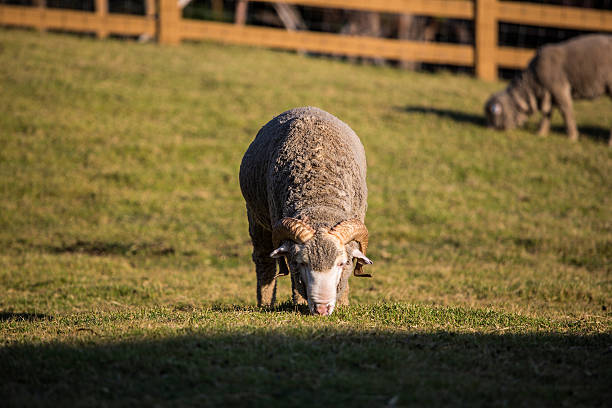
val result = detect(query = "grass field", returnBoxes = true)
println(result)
[1,28,610,407]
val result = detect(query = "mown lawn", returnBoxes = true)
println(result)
[0,28,610,407]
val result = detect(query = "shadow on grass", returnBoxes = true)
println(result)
[398,106,487,127]
[7,238,182,257]
[398,106,610,144]
[209,300,310,315]
[43,240,176,257]
[1,329,610,406]
[550,125,610,144]
[0,312,53,322]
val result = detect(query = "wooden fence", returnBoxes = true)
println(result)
[1,0,611,80]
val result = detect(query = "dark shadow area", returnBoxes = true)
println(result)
[398,106,610,145]
[551,124,610,144]
[208,301,311,315]
[398,106,487,127]
[0,311,53,322]
[1,329,610,406]
[44,240,176,257]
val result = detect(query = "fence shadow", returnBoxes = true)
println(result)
[398,105,487,127]
[1,328,610,406]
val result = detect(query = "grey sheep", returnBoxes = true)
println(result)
[485,34,612,145]
[239,107,373,316]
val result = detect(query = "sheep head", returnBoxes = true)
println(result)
[485,91,529,131]
[270,217,373,316]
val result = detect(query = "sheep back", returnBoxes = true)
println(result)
[239,107,368,232]
[530,34,612,100]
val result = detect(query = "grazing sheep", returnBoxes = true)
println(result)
[485,34,612,145]
[239,107,373,316]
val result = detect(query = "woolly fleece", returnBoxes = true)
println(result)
[239,106,369,307]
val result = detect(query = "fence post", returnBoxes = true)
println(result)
[158,0,181,44]
[211,0,223,20]
[475,0,497,81]
[95,0,108,39]
[31,0,46,32]
[146,0,156,19]
[235,0,248,25]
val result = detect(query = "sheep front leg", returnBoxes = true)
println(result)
[537,91,552,136]
[553,86,578,141]
[255,253,277,307]
[559,104,578,142]
[291,273,308,306]
[335,267,352,306]
[247,214,277,307]
[608,89,612,147]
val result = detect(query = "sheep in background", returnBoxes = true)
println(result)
[485,34,612,145]
[239,107,373,316]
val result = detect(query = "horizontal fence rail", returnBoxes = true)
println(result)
[1,0,611,80]
[251,0,475,19]
[497,2,612,31]
[180,20,474,65]
[0,3,156,38]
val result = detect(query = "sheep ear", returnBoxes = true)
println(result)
[351,248,373,278]
[270,243,291,258]
[352,248,373,265]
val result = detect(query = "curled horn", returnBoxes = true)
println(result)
[272,217,315,247]
[328,219,371,277]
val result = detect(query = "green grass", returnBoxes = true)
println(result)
[1,28,610,407]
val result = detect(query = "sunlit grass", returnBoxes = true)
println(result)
[0,28,610,406]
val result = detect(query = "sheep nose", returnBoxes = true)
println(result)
[315,304,331,316]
